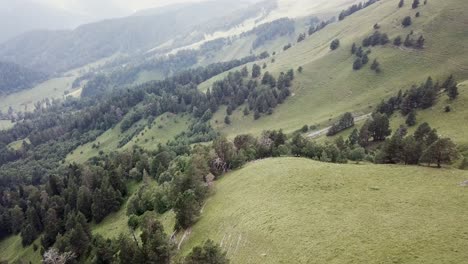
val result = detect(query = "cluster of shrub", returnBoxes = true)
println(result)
[350,43,372,71]
[393,32,425,49]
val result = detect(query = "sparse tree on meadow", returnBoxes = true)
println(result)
[406,110,417,126]
[420,138,458,168]
[398,0,405,8]
[330,39,340,50]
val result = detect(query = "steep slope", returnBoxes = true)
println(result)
[181,157,468,263]
[206,0,468,140]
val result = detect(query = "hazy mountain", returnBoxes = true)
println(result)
[0,61,47,95]
[0,0,89,44]
[0,0,270,74]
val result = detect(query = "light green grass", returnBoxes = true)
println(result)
[134,70,165,85]
[0,120,13,130]
[0,236,42,263]
[0,75,78,113]
[67,113,188,163]
[0,54,117,113]
[182,157,468,263]
[122,113,190,152]
[204,0,468,138]
[7,138,29,151]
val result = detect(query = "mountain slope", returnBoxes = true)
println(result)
[0,1,263,74]
[0,0,87,44]
[205,0,468,140]
[181,157,468,263]
[0,61,47,95]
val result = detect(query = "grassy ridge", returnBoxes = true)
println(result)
[182,157,468,263]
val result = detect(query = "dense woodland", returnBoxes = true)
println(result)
[0,61,47,95]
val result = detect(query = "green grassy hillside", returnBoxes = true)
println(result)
[0,236,41,263]
[182,157,468,263]
[67,113,189,163]
[205,0,468,139]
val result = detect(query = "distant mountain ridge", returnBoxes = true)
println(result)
[0,0,271,74]
[0,0,89,44]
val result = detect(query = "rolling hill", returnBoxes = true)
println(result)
[181,157,468,263]
[1,0,468,263]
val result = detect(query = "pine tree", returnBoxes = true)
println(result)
[447,84,459,100]
[353,58,363,70]
[406,110,417,126]
[351,43,357,54]
[252,64,261,78]
[420,138,458,168]
[254,110,261,120]
[393,36,402,46]
[368,113,391,141]
[184,240,229,264]
[402,16,412,27]
[362,54,369,65]
[140,219,172,264]
[370,59,381,73]
[416,35,425,49]
[398,0,405,8]
[348,128,359,146]
[224,115,231,125]
[330,39,340,50]
[412,0,420,9]
[404,34,414,47]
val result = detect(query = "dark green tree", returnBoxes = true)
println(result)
[393,36,402,46]
[184,239,229,264]
[140,219,172,264]
[368,113,391,141]
[353,58,363,70]
[402,16,412,27]
[398,0,404,8]
[330,39,340,50]
[351,43,357,54]
[252,64,261,78]
[224,116,231,125]
[420,138,458,168]
[406,110,417,126]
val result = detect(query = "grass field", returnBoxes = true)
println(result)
[181,157,468,263]
[67,113,189,163]
[0,54,117,113]
[202,0,468,138]
[0,120,13,130]
[0,236,42,263]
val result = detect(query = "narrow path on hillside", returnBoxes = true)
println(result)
[307,113,371,139]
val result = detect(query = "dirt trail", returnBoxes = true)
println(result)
[307,113,371,139]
